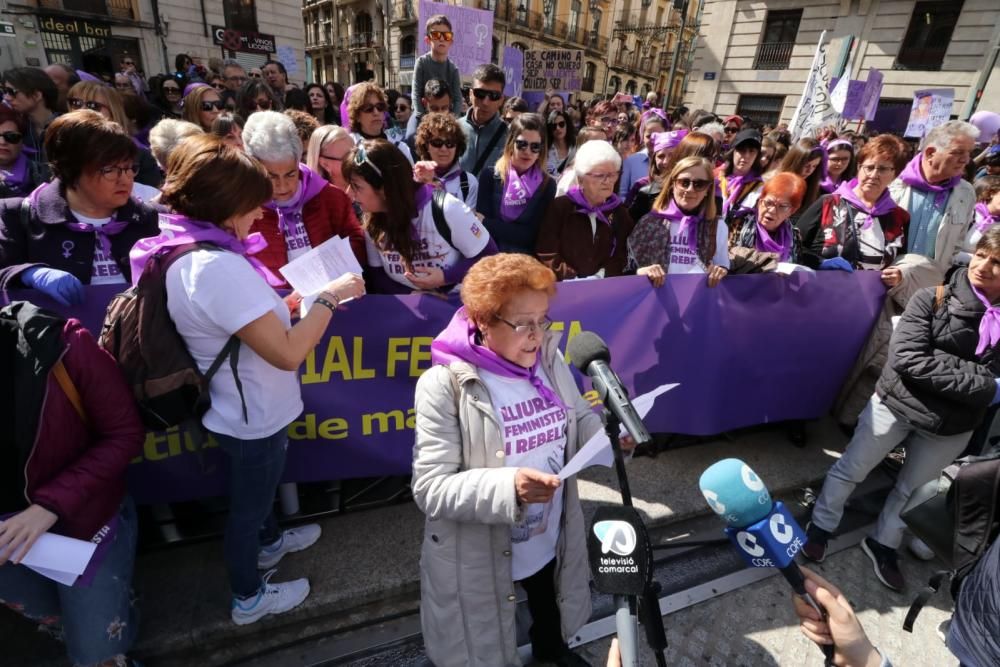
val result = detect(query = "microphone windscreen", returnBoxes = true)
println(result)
[567,331,611,373]
[698,458,773,528]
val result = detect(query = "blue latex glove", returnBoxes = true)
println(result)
[992,379,1000,405]
[819,257,855,273]
[21,267,85,306]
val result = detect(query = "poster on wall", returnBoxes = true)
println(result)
[522,49,583,92]
[904,88,954,138]
[502,46,523,98]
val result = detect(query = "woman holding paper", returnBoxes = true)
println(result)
[0,301,144,666]
[413,253,630,667]
[242,111,365,285]
[131,135,366,626]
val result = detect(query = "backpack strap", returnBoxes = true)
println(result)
[459,171,470,202]
[904,569,950,632]
[471,122,506,177]
[52,360,89,428]
[19,197,31,228]
[198,335,247,424]
[431,188,456,250]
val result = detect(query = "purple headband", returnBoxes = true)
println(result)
[652,129,688,154]
[183,82,210,97]
[642,108,668,124]
[826,139,854,153]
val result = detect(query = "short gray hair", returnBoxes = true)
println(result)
[148,118,203,170]
[922,120,980,152]
[243,111,302,164]
[573,140,621,177]
[699,121,725,140]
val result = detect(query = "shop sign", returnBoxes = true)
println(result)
[212,26,276,54]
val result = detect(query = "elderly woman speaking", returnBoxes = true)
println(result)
[536,140,636,280]
[413,253,606,667]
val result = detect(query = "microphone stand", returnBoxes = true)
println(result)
[604,411,668,667]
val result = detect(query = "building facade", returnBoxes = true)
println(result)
[685,0,1000,130]
[303,0,385,87]
[1,0,306,83]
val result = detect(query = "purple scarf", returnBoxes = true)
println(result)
[129,213,283,287]
[975,202,998,233]
[755,216,793,260]
[1,152,29,193]
[971,283,1000,356]
[820,140,853,193]
[29,182,130,257]
[265,164,328,235]
[413,183,433,213]
[648,199,701,253]
[722,172,761,217]
[834,179,898,230]
[430,307,567,409]
[566,185,622,256]
[500,164,543,223]
[898,154,961,208]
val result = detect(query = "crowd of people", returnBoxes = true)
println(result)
[2,11,1000,667]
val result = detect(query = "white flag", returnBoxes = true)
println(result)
[830,36,856,115]
[789,31,840,139]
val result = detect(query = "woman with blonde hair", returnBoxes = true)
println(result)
[776,137,826,215]
[181,83,226,131]
[306,124,354,191]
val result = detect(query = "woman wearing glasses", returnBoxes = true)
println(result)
[536,140,635,280]
[477,113,556,254]
[0,111,159,303]
[156,76,184,118]
[236,80,282,117]
[182,83,225,131]
[414,253,621,667]
[306,125,354,192]
[546,110,577,178]
[2,67,59,165]
[727,172,806,267]
[347,81,414,163]
[304,83,338,125]
[344,139,496,294]
[627,156,730,288]
[414,112,478,207]
[0,106,46,198]
[241,112,365,284]
[820,139,858,194]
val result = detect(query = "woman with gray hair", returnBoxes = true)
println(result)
[148,118,203,172]
[242,111,365,284]
[535,140,635,279]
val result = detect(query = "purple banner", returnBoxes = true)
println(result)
[4,272,886,504]
[418,0,493,76]
[503,46,523,99]
[860,68,883,121]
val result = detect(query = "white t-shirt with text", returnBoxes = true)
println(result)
[71,209,127,286]
[666,218,730,274]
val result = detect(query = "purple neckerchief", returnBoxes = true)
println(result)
[436,163,463,183]
[265,164,328,235]
[722,171,761,217]
[500,164,544,223]
[975,202,998,233]
[648,199,701,253]
[652,130,688,154]
[1,151,29,191]
[565,185,622,257]
[430,306,567,409]
[129,213,283,287]
[28,182,130,256]
[970,283,1000,356]
[132,135,150,151]
[413,183,433,212]
[834,179,897,230]
[755,216,793,260]
[898,154,961,208]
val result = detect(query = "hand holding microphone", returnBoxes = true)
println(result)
[794,567,882,667]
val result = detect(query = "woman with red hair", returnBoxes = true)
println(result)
[728,172,807,265]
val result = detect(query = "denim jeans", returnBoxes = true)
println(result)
[0,497,139,666]
[211,426,289,599]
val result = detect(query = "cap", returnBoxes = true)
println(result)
[724,115,744,128]
[730,129,761,150]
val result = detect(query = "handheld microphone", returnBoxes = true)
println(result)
[699,458,835,665]
[567,332,652,447]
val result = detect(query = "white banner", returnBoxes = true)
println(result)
[789,31,840,139]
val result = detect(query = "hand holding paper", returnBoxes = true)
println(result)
[0,504,58,566]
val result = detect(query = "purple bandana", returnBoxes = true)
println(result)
[648,199,702,253]
[430,306,567,409]
[834,179,898,231]
[970,283,1000,356]
[975,202,998,233]
[129,213,283,287]
[29,183,130,256]
[755,216,793,260]
[500,164,543,223]
[722,172,761,217]
[0,152,29,193]
[898,154,961,208]
[652,130,688,154]
[265,164,328,235]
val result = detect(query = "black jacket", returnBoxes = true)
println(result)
[476,168,555,254]
[877,268,1000,435]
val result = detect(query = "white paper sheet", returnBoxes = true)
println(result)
[19,532,97,586]
[559,383,679,480]
[278,235,364,298]
[776,262,813,275]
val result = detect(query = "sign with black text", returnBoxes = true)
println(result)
[212,26,276,54]
[523,49,583,92]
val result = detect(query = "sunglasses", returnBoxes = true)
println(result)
[549,120,567,129]
[0,131,23,144]
[199,100,225,111]
[675,177,712,192]
[354,144,383,177]
[395,105,410,112]
[360,102,388,114]
[472,88,503,102]
[254,99,272,110]
[428,138,457,149]
[514,139,542,153]
[163,86,181,95]
[427,30,454,42]
[122,61,134,66]
[724,126,739,133]
[68,97,109,112]
[211,83,227,91]
[2,87,20,98]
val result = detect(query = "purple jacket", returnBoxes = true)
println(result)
[0,179,160,289]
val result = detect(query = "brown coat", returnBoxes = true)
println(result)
[535,195,636,280]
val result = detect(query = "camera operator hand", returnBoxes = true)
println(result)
[793,567,882,667]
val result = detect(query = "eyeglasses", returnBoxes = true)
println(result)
[724,126,739,134]
[360,102,388,114]
[2,87,21,98]
[163,86,181,95]
[514,139,542,153]
[585,171,618,182]
[550,120,567,129]
[200,100,226,111]
[427,30,454,42]
[97,164,138,181]
[759,198,793,213]
[428,138,457,149]
[472,88,503,102]
[674,177,712,191]
[859,163,894,176]
[0,131,23,144]
[254,98,272,110]
[495,315,553,336]
[354,144,383,177]
[599,116,619,126]
[68,97,109,113]
[395,105,410,112]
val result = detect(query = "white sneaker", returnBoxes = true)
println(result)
[231,570,310,626]
[257,524,322,569]
[909,537,936,561]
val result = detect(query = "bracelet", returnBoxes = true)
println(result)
[314,292,340,313]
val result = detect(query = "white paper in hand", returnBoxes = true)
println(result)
[279,235,363,297]
[559,383,679,480]
[19,532,97,586]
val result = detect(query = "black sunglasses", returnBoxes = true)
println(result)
[675,177,712,192]
[428,138,456,149]
[472,88,503,102]
[122,60,134,66]
[514,139,542,153]
[360,102,388,113]
[163,86,181,95]
[200,100,226,111]
[0,131,23,144]
[2,87,19,98]
[549,120,567,129]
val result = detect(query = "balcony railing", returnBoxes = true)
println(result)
[753,41,794,70]
[39,0,136,20]
[399,54,415,70]
[342,32,381,50]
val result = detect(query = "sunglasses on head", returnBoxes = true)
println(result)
[360,102,388,114]
[201,100,226,111]
[472,88,503,102]
[427,30,454,42]
[68,97,109,112]
[0,131,23,144]
[354,144,383,177]
[675,177,712,192]
[428,138,456,149]
[514,139,542,153]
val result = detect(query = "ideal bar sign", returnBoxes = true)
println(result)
[212,26,275,54]
[39,17,111,37]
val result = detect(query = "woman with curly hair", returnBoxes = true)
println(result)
[346,81,413,162]
[414,111,477,207]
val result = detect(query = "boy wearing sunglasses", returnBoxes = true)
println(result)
[411,14,463,129]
